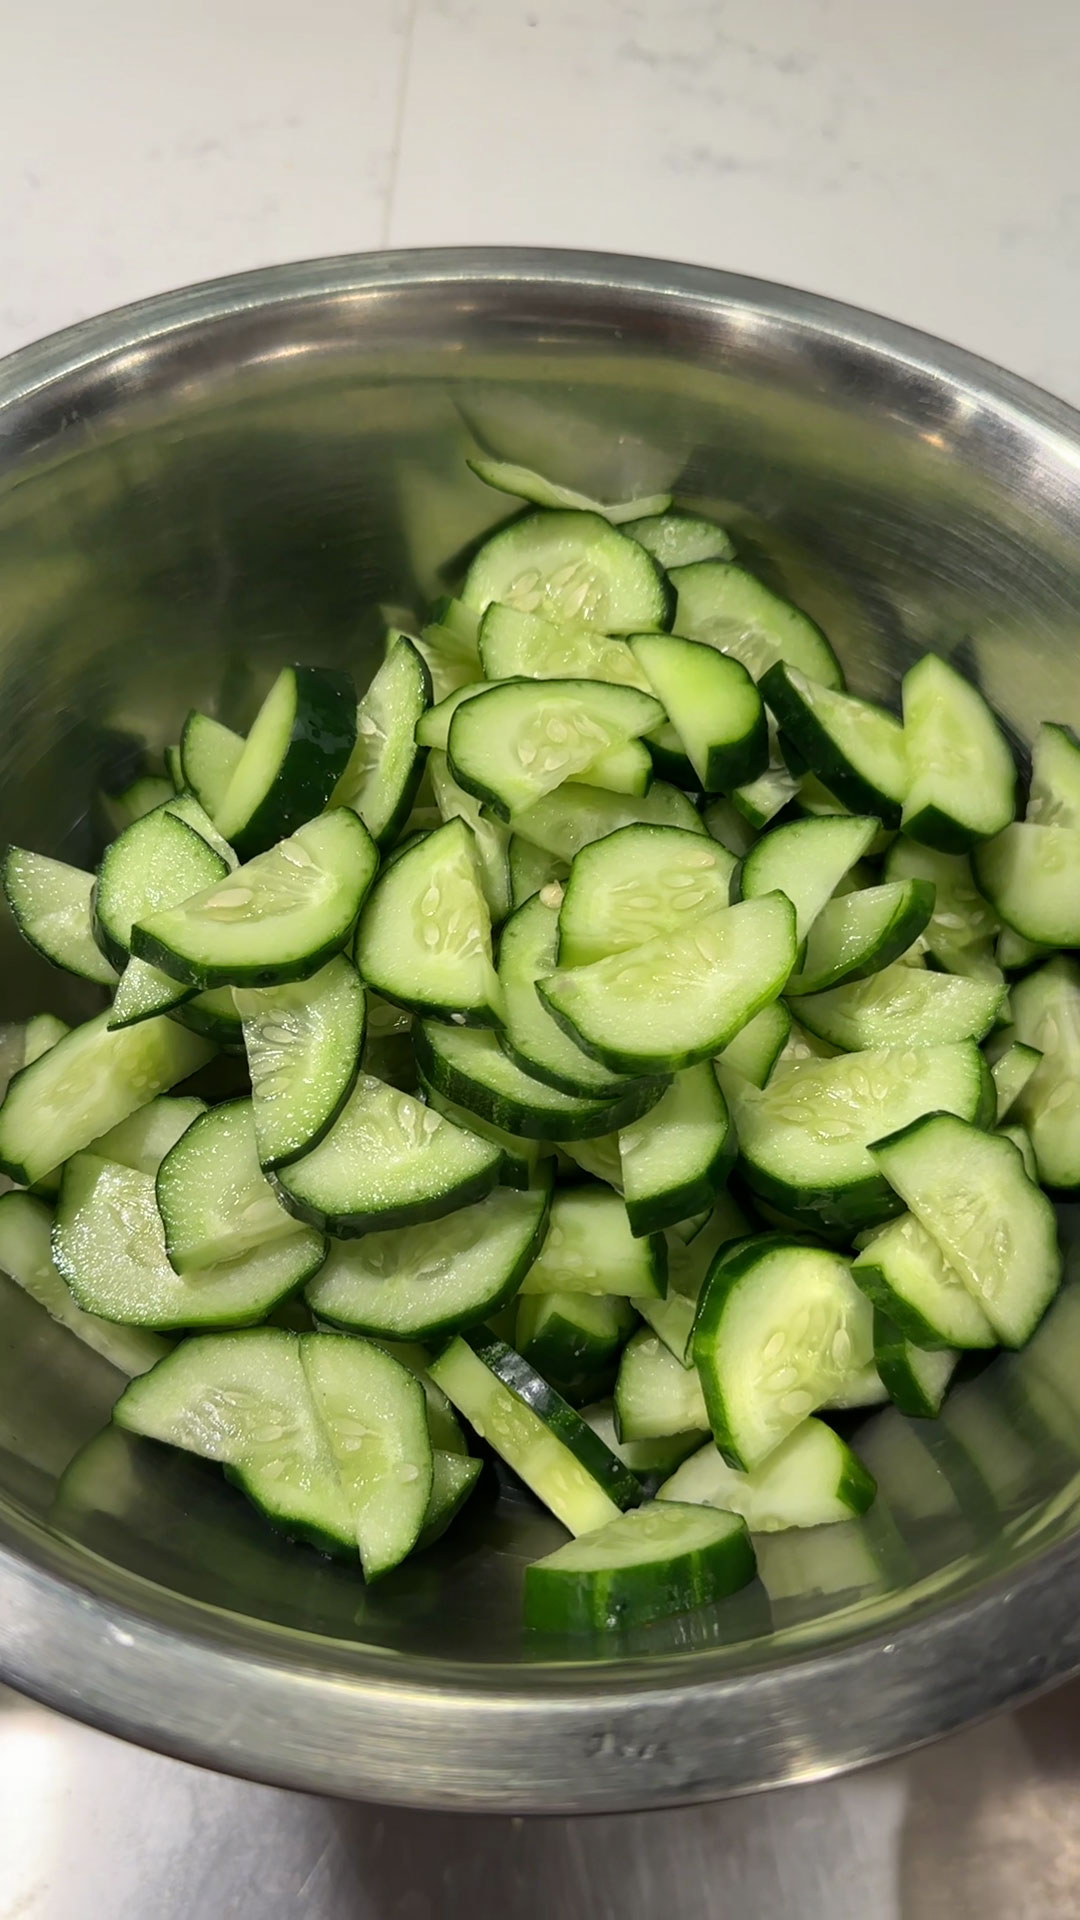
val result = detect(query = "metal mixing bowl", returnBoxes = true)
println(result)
[2,248,1080,1812]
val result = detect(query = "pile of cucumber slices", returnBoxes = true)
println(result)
[0,452,1075,1635]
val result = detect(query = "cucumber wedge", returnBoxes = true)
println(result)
[760,662,907,825]
[354,817,502,1025]
[3,849,118,986]
[715,1001,792,1087]
[671,562,844,686]
[447,679,662,822]
[852,1211,995,1349]
[427,752,513,924]
[179,710,244,821]
[518,1185,666,1299]
[614,1327,709,1441]
[233,956,365,1169]
[156,1099,299,1272]
[524,1502,754,1633]
[328,634,431,846]
[973,823,1080,947]
[658,1417,876,1529]
[737,813,878,943]
[556,824,735,969]
[901,653,1015,852]
[0,1189,170,1374]
[478,603,654,692]
[1027,721,1080,826]
[873,1311,959,1418]
[624,511,735,568]
[214,664,357,858]
[516,1294,638,1405]
[990,1040,1042,1122]
[785,880,934,996]
[415,1020,663,1141]
[635,1194,752,1363]
[629,634,768,791]
[497,894,658,1099]
[461,510,673,634]
[465,456,671,523]
[1010,959,1080,1187]
[618,1065,734,1236]
[94,808,229,970]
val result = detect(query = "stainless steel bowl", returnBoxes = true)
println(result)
[3,248,1080,1813]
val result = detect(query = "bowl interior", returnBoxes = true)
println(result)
[3,253,1080,1683]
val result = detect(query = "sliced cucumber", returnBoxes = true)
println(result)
[702,795,758,858]
[823,1360,889,1409]
[581,1400,702,1475]
[671,562,843,686]
[429,1327,642,1533]
[496,894,657,1099]
[306,1181,550,1338]
[715,1001,792,1087]
[163,790,239,870]
[635,1194,752,1363]
[461,510,673,634]
[171,986,245,1050]
[233,956,365,1169]
[518,1185,666,1299]
[0,1189,169,1373]
[556,824,735,969]
[94,808,228,972]
[873,1311,959,1418]
[884,838,998,964]
[730,758,799,830]
[1010,959,1080,1188]
[852,1211,995,1349]
[415,1020,661,1141]
[329,634,430,846]
[560,1131,623,1188]
[156,1098,299,1272]
[23,1011,70,1065]
[997,927,1048,972]
[508,836,568,910]
[999,1121,1038,1181]
[573,736,654,798]
[0,1010,212,1188]
[421,1080,546,1190]
[785,880,934,997]
[510,778,705,863]
[3,849,118,986]
[738,813,878,945]
[973,822,1080,947]
[109,957,196,1029]
[524,1501,754,1633]
[355,816,501,1025]
[901,653,1015,852]
[418,1450,483,1549]
[760,662,907,826]
[55,1152,324,1329]
[991,1040,1042,1122]
[722,1040,990,1234]
[539,893,798,1076]
[618,1065,734,1237]
[447,679,662,823]
[658,1417,876,1529]
[624,510,735,568]
[692,1235,873,1469]
[214,664,357,858]
[614,1327,708,1442]
[629,634,767,792]
[870,1110,1061,1347]
[179,710,244,821]
[91,1093,206,1175]
[274,1073,502,1236]
[427,751,512,924]
[1027,722,1080,827]
[134,809,378,990]
[466,457,671,523]
[792,963,1006,1051]
[478,603,653,692]
[101,775,174,834]
[300,1333,433,1577]
[414,682,486,753]
[516,1292,637,1404]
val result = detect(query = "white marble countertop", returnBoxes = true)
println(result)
[3,0,1079,403]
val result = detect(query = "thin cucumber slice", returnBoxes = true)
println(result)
[418,1450,483,1549]
[973,822,1080,947]
[671,562,844,687]
[233,956,365,1169]
[518,1185,666,1299]
[738,813,878,944]
[156,1098,299,1272]
[274,1073,502,1236]
[1027,722,1080,827]
[556,824,735,969]
[785,881,934,997]
[477,603,654,692]
[427,751,512,924]
[635,1194,752,1363]
[901,653,1015,852]
[368,1338,469,1457]
[496,894,657,1099]
[214,664,357,858]
[624,511,735,568]
[539,894,798,1076]
[715,1001,792,1088]
[329,634,431,846]
[466,456,671,523]
[355,816,501,1025]
[179,710,244,821]
[991,1040,1042,1122]
[306,1181,551,1339]
[731,759,799,830]
[162,790,239,870]
[644,718,697,790]
[429,1327,642,1533]
[23,1011,70,1065]
[0,1189,169,1373]
[508,836,568,910]
[134,809,378,990]
[91,1094,206,1176]
[516,1293,638,1405]
[852,1211,995,1349]
[421,1080,545,1190]
[300,1334,433,1578]
[760,662,907,826]
[415,1021,663,1141]
[618,1065,734,1237]
[0,1010,212,1187]
[110,957,196,1028]
[101,775,174,834]
[94,813,228,1020]
[461,510,673,634]
[658,1417,876,1529]
[707,789,775,853]
[113,1330,354,1556]
[447,679,662,822]
[55,1152,324,1329]
[581,1400,703,1475]
[524,1501,754,1634]
[884,838,998,962]
[629,634,767,791]
[692,1235,873,1470]
[873,1310,959,1418]
[1010,959,1080,1188]
[614,1327,708,1442]
[3,850,117,986]
[722,1040,991,1234]
[870,1111,1061,1347]
[510,778,705,863]
[414,682,486,753]
[572,736,654,798]
[793,962,1006,1051]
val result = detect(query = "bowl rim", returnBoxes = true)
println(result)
[3,244,1080,1810]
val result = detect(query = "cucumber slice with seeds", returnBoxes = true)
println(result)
[556,824,735,969]
[447,679,662,823]
[462,510,673,634]
[518,1185,666,1299]
[1010,959,1080,1188]
[692,1235,873,1470]
[156,1098,298,1272]
[94,808,229,971]
[477,603,653,692]
[465,457,671,523]
[524,1501,754,1634]
[624,511,735,568]
[671,562,843,686]
[415,1021,662,1141]
[884,838,998,962]
[308,1179,550,1340]
[658,1417,876,1529]
[134,809,378,990]
[618,1065,734,1237]
[179,711,244,821]
[233,955,365,1169]
[973,823,1080,947]
[629,634,768,791]
[427,752,512,924]
[0,1189,169,1374]
[214,664,357,859]
[901,653,1015,852]
[852,1210,995,1349]
[420,1079,545,1190]
[792,963,1006,1051]
[274,1073,502,1236]
[785,880,934,997]
[516,1292,638,1404]
[510,778,705,863]
[354,816,501,1025]
[873,1310,960,1418]
[1027,722,1080,827]
[300,1333,433,1577]
[760,662,907,825]
[539,893,798,1077]
[738,813,878,944]
[496,893,656,1099]
[328,634,430,846]
[3,849,118,986]
[614,1326,709,1442]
